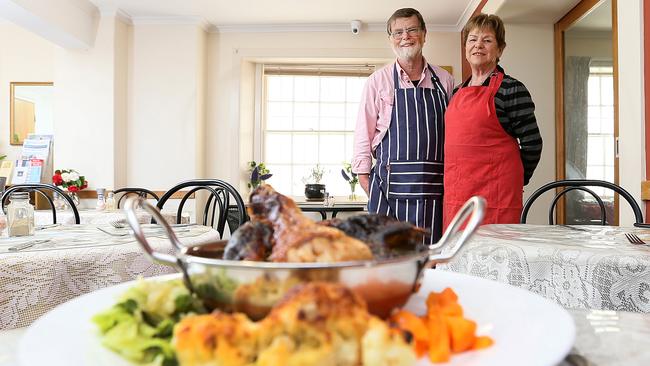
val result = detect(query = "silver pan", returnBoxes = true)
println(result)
[125,196,485,319]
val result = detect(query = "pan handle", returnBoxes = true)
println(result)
[123,196,185,271]
[425,195,486,265]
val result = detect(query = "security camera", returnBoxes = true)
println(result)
[351,20,362,35]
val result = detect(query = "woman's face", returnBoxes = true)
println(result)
[465,27,503,70]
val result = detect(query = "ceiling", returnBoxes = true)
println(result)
[571,0,612,32]
[87,0,581,32]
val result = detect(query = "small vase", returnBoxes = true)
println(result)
[53,192,67,210]
[66,191,80,207]
[348,183,358,201]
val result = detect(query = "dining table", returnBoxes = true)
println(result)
[294,199,368,220]
[33,208,190,226]
[0,223,220,330]
[439,224,650,313]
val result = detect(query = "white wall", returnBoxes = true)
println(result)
[565,33,613,59]
[128,23,206,190]
[54,15,121,190]
[0,23,57,161]
[206,30,461,192]
[499,23,556,224]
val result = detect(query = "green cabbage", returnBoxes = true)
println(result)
[92,278,206,366]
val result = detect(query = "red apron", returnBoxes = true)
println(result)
[443,72,523,229]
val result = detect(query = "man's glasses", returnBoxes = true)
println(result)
[390,27,422,39]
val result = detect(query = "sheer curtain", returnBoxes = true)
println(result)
[564,56,591,224]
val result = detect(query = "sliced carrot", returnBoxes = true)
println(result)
[426,288,463,317]
[472,335,494,350]
[394,287,492,363]
[426,312,451,363]
[391,310,430,343]
[445,316,477,353]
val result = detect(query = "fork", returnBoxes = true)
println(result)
[625,233,646,245]
[109,219,128,229]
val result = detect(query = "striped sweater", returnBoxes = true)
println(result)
[454,65,543,185]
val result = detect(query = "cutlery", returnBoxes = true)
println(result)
[97,226,190,237]
[560,225,589,232]
[8,239,51,251]
[109,219,128,229]
[96,227,130,237]
[625,233,646,245]
[36,224,61,231]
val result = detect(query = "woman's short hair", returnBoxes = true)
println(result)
[387,8,426,35]
[462,13,506,51]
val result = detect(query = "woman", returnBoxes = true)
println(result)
[443,14,542,228]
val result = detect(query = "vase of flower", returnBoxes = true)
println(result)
[302,164,327,201]
[341,162,359,201]
[247,161,272,191]
[52,169,88,207]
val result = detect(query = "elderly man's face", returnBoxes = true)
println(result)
[389,15,426,61]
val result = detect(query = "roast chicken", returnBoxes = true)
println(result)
[223,185,426,262]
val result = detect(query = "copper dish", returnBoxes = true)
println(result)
[124,196,485,319]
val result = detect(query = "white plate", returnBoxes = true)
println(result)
[19,270,575,366]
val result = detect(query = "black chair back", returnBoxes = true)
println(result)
[1,183,80,224]
[156,179,248,238]
[521,179,643,225]
[114,188,160,209]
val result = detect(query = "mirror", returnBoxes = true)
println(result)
[10,82,54,146]
[559,0,616,224]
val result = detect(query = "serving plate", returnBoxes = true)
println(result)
[19,270,575,366]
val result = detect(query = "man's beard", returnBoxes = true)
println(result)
[392,43,422,60]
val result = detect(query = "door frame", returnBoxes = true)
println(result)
[554,0,619,224]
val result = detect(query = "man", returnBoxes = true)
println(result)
[352,8,454,244]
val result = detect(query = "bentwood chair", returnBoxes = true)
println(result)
[521,179,644,226]
[1,183,80,224]
[156,179,248,238]
[114,187,160,209]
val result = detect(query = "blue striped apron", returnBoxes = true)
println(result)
[368,64,447,244]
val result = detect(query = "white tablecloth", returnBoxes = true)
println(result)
[440,224,650,312]
[34,208,189,225]
[0,224,219,330]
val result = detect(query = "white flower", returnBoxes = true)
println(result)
[61,172,71,182]
[68,172,80,182]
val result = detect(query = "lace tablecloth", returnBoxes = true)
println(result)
[0,224,220,329]
[34,208,189,225]
[439,224,650,312]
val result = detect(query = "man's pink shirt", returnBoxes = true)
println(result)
[351,60,454,174]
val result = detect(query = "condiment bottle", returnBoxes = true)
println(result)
[7,192,35,237]
[105,191,116,211]
[96,188,106,211]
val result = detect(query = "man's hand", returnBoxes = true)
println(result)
[358,174,370,195]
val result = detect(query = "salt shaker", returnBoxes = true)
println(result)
[7,192,35,237]
[96,188,106,211]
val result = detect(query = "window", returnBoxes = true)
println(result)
[260,65,371,197]
[586,64,615,199]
